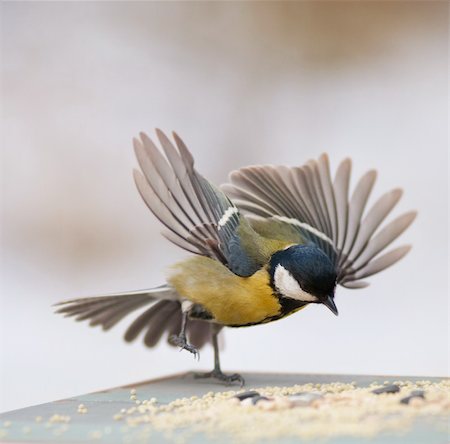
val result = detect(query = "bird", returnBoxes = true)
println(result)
[56,129,417,386]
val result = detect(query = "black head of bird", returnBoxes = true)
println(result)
[269,244,338,315]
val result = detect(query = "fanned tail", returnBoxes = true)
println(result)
[54,286,212,349]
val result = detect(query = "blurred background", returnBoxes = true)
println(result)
[1,1,448,413]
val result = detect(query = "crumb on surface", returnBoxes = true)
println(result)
[110,380,449,442]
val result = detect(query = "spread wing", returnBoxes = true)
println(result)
[133,130,268,277]
[222,154,416,288]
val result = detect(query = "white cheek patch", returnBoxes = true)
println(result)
[274,264,318,302]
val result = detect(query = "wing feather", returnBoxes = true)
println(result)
[347,211,417,272]
[224,154,415,287]
[333,158,352,251]
[348,189,403,264]
[305,161,332,236]
[228,169,284,215]
[133,169,204,252]
[292,166,324,229]
[341,281,370,289]
[339,170,377,268]
[134,130,265,276]
[140,133,200,228]
[317,154,338,241]
[347,245,412,281]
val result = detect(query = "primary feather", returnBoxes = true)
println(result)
[133,130,267,277]
[223,154,416,288]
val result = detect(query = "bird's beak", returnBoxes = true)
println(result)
[323,296,338,316]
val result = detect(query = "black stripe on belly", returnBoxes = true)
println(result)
[188,304,214,321]
[227,299,309,328]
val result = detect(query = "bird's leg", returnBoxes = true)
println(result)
[194,324,245,387]
[169,301,199,359]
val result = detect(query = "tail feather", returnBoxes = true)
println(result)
[143,302,180,347]
[167,310,182,340]
[77,299,131,323]
[124,300,172,342]
[93,298,153,331]
[188,320,212,349]
[56,297,125,316]
[55,294,156,325]
[55,286,214,349]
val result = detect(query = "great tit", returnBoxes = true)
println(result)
[56,130,416,385]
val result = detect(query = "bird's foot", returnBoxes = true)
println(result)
[194,369,245,387]
[169,334,199,360]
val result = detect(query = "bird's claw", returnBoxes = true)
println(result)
[169,334,199,360]
[194,370,245,387]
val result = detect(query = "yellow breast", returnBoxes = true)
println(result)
[167,256,281,326]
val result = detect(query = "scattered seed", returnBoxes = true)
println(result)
[77,403,88,414]
[234,391,260,401]
[400,390,426,404]
[48,414,70,424]
[104,380,448,442]
[257,400,276,411]
[240,397,255,407]
[289,392,323,406]
[372,384,400,394]
[411,390,425,397]
[272,397,293,409]
[251,395,270,405]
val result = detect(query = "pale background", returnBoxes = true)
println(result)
[1,1,448,413]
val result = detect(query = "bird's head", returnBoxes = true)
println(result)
[269,244,338,315]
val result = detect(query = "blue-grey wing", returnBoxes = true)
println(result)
[222,155,416,288]
[133,130,262,277]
